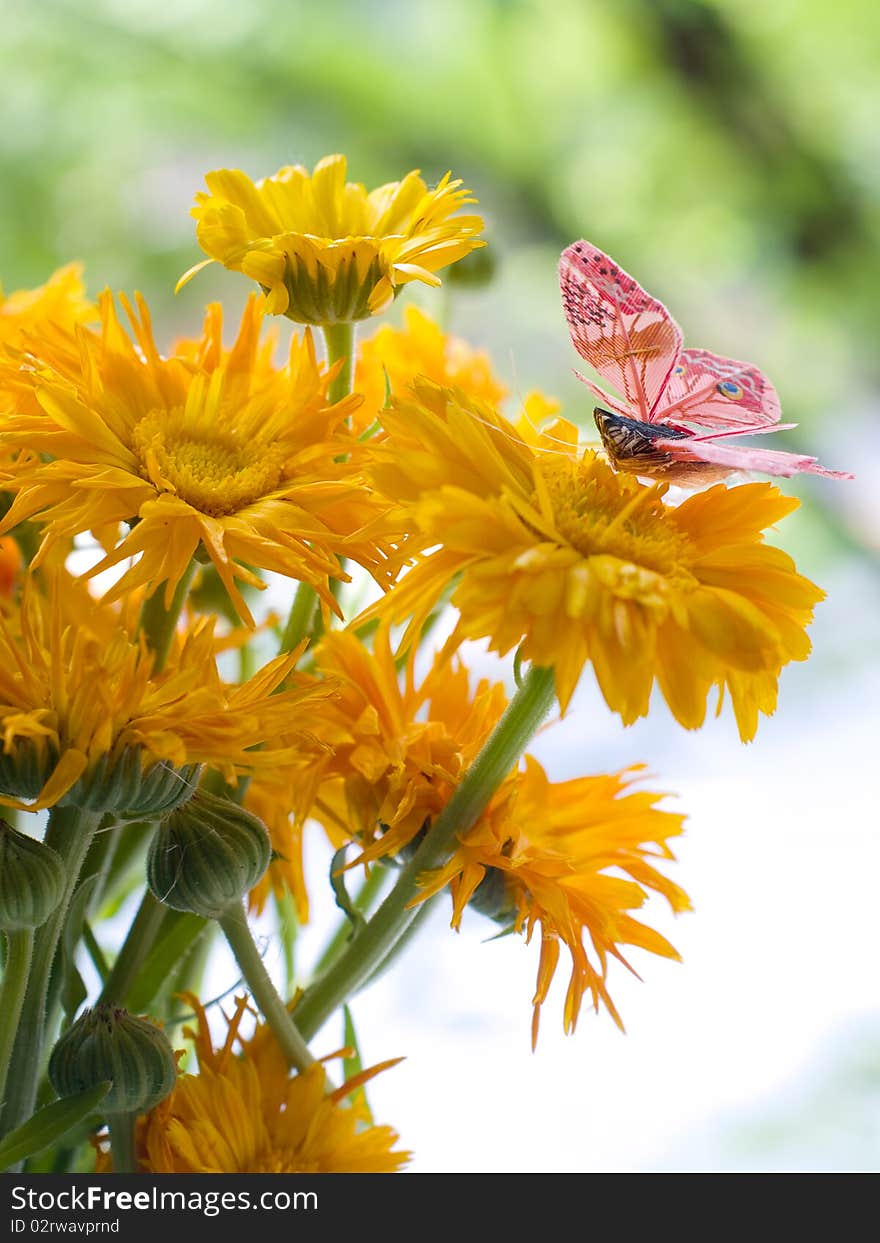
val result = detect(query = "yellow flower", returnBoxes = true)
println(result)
[116,994,409,1173]
[0,265,94,481]
[353,305,507,433]
[245,748,341,922]
[0,264,93,359]
[0,575,327,814]
[179,154,485,323]
[416,758,689,1046]
[0,293,395,624]
[362,382,824,741]
[298,627,509,865]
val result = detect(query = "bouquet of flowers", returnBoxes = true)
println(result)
[0,154,847,1174]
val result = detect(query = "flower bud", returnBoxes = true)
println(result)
[59,750,201,819]
[467,865,517,925]
[0,819,65,931]
[48,1004,176,1115]
[0,739,200,819]
[147,789,271,918]
[0,738,55,803]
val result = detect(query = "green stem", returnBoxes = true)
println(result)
[359,894,436,991]
[108,1112,138,1174]
[137,560,198,673]
[280,581,318,654]
[0,929,34,1110]
[322,322,355,406]
[167,925,215,1025]
[294,664,557,1040]
[0,807,103,1135]
[278,322,356,650]
[99,890,166,1006]
[218,902,315,1073]
[311,863,389,979]
[82,923,109,984]
[80,815,120,917]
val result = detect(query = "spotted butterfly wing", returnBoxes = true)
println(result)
[559,241,851,482]
[558,240,682,423]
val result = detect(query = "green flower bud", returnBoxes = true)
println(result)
[467,864,517,924]
[48,1004,177,1116]
[0,738,200,819]
[59,750,201,819]
[0,819,65,931]
[0,738,56,803]
[147,789,271,918]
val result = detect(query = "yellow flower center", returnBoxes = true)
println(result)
[541,457,694,580]
[133,409,286,516]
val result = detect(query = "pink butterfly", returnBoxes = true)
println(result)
[559,241,851,484]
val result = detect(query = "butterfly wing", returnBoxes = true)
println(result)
[653,434,852,480]
[655,347,781,432]
[559,242,682,421]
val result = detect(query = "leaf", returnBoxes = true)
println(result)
[60,874,100,1025]
[95,821,155,918]
[329,847,365,940]
[342,1005,372,1123]
[125,911,208,1012]
[0,1083,110,1171]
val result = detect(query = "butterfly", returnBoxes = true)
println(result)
[559,240,852,484]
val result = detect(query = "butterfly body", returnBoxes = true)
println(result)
[559,241,851,483]
[594,408,736,485]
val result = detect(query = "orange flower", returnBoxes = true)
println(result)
[417,758,689,1045]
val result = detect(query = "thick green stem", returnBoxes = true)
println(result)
[218,902,315,1074]
[311,863,389,980]
[79,815,120,917]
[108,1113,138,1174]
[322,322,356,406]
[294,664,557,1040]
[137,561,198,673]
[0,807,102,1135]
[98,890,166,1006]
[0,929,34,1110]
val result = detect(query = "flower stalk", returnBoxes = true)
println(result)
[0,929,34,1110]
[218,902,315,1074]
[108,1113,138,1174]
[323,322,356,407]
[137,560,198,674]
[99,891,167,1007]
[0,806,104,1135]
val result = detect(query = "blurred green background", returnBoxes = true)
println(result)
[4,0,878,1172]
[5,0,877,552]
